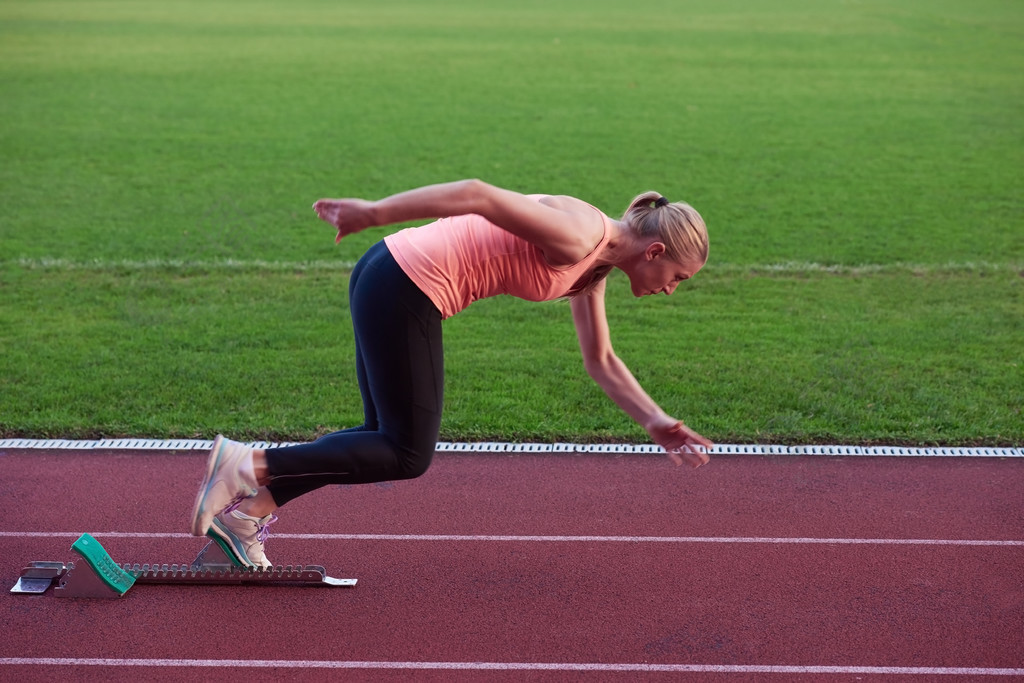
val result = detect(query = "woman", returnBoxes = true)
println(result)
[190,179,714,568]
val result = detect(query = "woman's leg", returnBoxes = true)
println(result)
[257,241,444,508]
[195,241,443,567]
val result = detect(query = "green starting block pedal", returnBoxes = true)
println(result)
[56,533,136,598]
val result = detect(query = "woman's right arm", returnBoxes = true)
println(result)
[570,280,713,468]
[314,179,602,266]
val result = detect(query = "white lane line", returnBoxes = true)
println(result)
[1,531,1021,546]
[0,658,1022,675]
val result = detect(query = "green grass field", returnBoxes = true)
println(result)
[1,0,1021,445]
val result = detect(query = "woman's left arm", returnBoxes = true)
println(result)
[314,179,600,266]
[570,280,713,467]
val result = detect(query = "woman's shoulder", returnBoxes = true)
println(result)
[536,194,602,214]
[536,195,608,240]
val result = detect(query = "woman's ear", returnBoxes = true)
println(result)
[645,241,667,260]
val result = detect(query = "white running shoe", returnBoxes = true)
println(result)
[208,509,277,569]
[190,435,258,537]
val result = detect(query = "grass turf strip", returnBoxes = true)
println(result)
[1,265,1019,446]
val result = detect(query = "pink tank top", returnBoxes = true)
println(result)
[384,195,611,319]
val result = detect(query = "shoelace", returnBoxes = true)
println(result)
[221,502,277,545]
[219,497,242,518]
[221,495,248,517]
[255,514,278,544]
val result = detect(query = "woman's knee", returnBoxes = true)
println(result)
[396,445,434,480]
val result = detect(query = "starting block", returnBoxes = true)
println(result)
[10,533,357,598]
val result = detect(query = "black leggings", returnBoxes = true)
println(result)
[264,241,444,507]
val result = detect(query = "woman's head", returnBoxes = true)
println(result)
[618,192,709,297]
[623,192,709,267]
[571,191,709,298]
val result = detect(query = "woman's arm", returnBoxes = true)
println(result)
[570,279,713,467]
[314,179,602,266]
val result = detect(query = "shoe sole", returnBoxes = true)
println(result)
[190,435,227,536]
[207,518,257,569]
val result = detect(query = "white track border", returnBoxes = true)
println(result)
[0,439,1020,457]
[1,658,1023,676]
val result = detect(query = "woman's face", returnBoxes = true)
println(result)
[626,243,703,297]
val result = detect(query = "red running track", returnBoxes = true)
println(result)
[2,448,1023,681]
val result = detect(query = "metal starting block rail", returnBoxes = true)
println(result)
[10,533,357,598]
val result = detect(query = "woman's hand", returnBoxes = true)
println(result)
[646,415,713,468]
[313,199,377,243]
